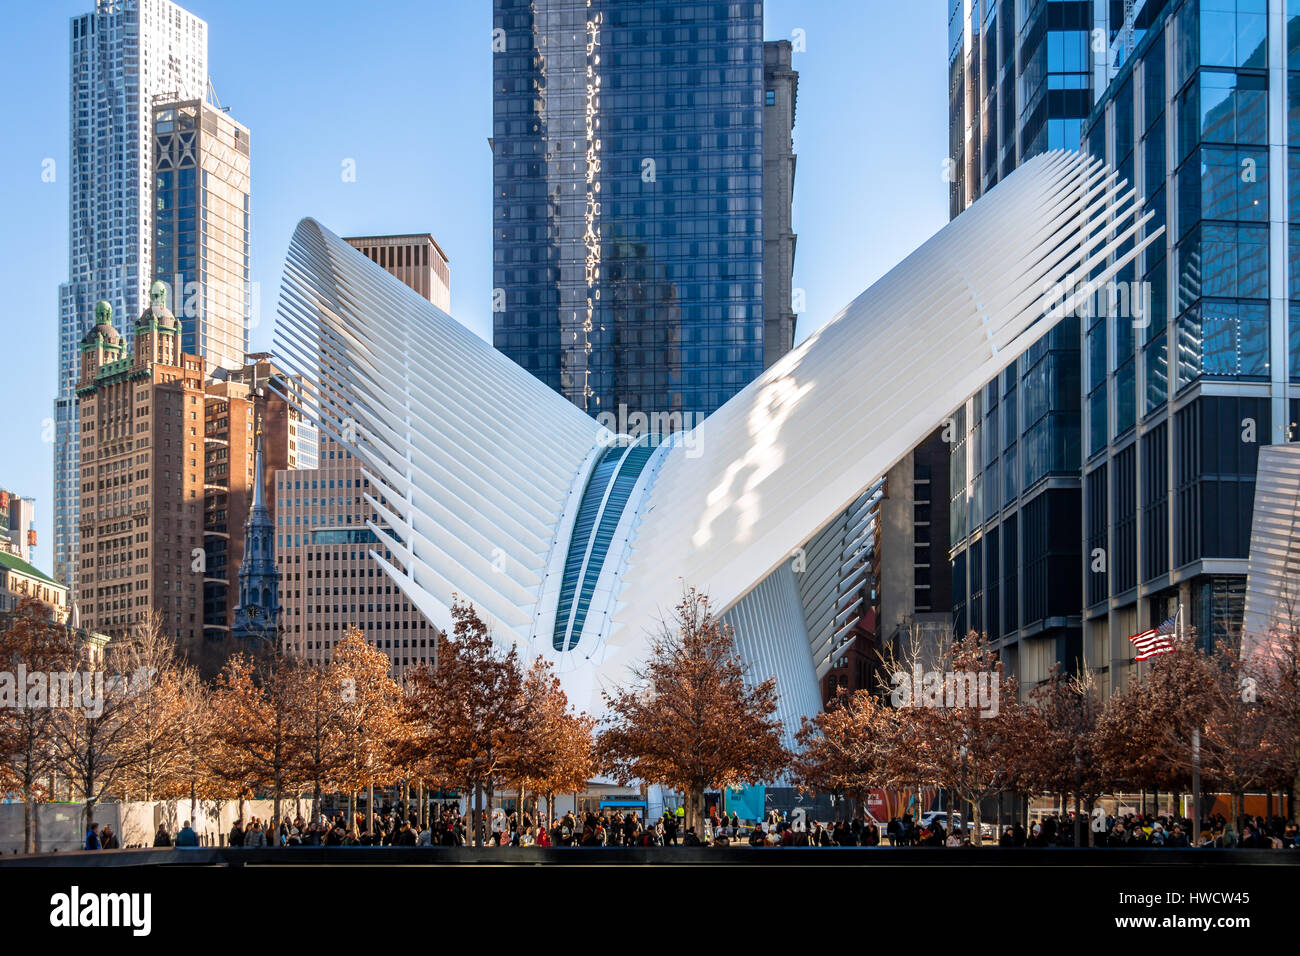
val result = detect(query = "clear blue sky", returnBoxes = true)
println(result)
[0,0,948,576]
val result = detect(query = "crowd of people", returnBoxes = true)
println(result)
[1064,810,1299,849]
[80,805,1300,850]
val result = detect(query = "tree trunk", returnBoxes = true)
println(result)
[1073,791,1082,848]
[189,780,197,830]
[312,782,321,823]
[23,790,34,855]
[486,779,496,845]
[367,782,375,834]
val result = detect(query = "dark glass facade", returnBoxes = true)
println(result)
[493,0,765,420]
[1078,0,1298,690]
[947,0,1110,693]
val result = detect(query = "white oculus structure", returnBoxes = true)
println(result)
[274,151,1162,731]
[1243,443,1300,660]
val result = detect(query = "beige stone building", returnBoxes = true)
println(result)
[75,288,299,676]
[76,289,206,653]
[343,234,450,312]
[0,551,68,620]
[274,436,434,673]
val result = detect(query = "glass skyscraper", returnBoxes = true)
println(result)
[948,0,1299,699]
[153,95,252,373]
[1079,0,1300,695]
[945,0,1152,695]
[492,0,766,421]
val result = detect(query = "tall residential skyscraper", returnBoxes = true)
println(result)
[344,234,451,311]
[55,0,208,594]
[153,94,252,372]
[492,0,768,421]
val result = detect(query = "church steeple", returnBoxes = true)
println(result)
[232,420,279,645]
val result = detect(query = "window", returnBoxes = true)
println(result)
[765,89,775,106]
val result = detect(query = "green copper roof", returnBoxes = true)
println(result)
[0,550,61,587]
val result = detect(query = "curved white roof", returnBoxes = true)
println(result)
[273,150,1161,717]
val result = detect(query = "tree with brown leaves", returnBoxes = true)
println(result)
[1094,673,1189,797]
[290,655,352,823]
[598,588,788,832]
[401,600,527,846]
[49,617,159,830]
[1251,618,1300,823]
[171,665,232,825]
[0,597,78,852]
[208,651,309,825]
[1022,665,1106,845]
[791,688,897,821]
[332,628,403,832]
[513,655,597,824]
[882,631,1034,845]
[1146,637,1274,836]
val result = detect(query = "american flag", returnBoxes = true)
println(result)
[1128,615,1177,661]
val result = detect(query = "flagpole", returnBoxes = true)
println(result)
[1192,726,1201,845]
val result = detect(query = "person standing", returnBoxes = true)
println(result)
[84,822,101,851]
[175,821,200,847]
[153,824,172,847]
[244,821,267,848]
[863,820,880,846]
